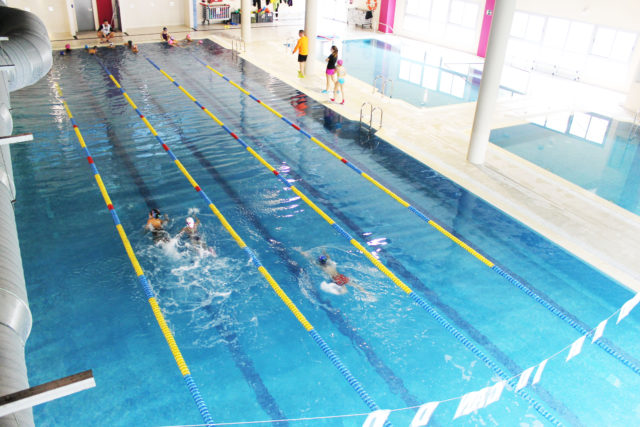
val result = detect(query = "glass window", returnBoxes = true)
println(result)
[546,113,570,133]
[525,15,545,42]
[451,75,466,98]
[449,0,466,26]
[409,62,423,84]
[569,112,590,139]
[543,18,569,49]
[611,31,637,62]
[586,116,609,144]
[591,27,616,57]
[461,2,478,28]
[439,71,453,93]
[432,0,450,23]
[449,0,479,28]
[406,0,431,18]
[399,60,412,81]
[565,22,594,54]
[422,66,439,90]
[404,15,428,34]
[511,11,528,38]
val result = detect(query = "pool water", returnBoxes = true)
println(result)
[490,115,640,216]
[330,39,519,108]
[9,40,640,426]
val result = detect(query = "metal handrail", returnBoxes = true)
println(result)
[231,39,245,55]
[359,102,383,133]
[381,79,393,99]
[372,74,393,98]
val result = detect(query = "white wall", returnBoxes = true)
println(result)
[6,0,74,38]
[119,0,187,32]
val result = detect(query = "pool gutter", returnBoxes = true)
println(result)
[0,4,52,426]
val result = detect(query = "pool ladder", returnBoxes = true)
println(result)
[231,39,245,56]
[373,74,393,98]
[360,102,383,134]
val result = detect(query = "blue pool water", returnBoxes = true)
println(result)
[330,39,518,108]
[9,40,640,426]
[490,115,640,216]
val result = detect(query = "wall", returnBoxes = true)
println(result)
[119,0,187,32]
[6,0,73,38]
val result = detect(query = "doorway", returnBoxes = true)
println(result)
[75,0,95,32]
[96,0,115,28]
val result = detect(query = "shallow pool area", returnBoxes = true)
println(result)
[9,40,640,426]
[491,113,640,216]
[325,38,520,108]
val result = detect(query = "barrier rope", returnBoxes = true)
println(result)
[189,52,640,379]
[93,57,384,418]
[143,57,561,427]
[54,82,215,426]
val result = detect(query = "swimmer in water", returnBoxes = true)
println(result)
[317,252,368,296]
[145,208,170,243]
[178,216,216,256]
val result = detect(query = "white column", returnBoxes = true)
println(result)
[467,0,516,165]
[304,0,319,72]
[241,0,251,43]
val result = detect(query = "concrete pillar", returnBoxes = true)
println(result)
[241,0,251,43]
[467,0,515,165]
[304,0,318,72]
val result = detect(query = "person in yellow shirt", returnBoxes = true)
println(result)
[292,29,308,78]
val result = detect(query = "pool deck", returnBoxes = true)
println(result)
[51,22,640,294]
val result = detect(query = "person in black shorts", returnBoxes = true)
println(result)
[292,30,309,78]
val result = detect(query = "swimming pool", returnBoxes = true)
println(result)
[331,39,520,108]
[10,40,640,425]
[490,114,640,216]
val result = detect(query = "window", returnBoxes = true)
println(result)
[565,22,594,54]
[399,60,423,84]
[422,66,439,90]
[543,18,570,49]
[534,112,609,144]
[611,31,636,62]
[406,0,430,18]
[569,113,609,144]
[431,0,450,23]
[449,0,478,29]
[511,12,545,42]
[591,27,616,57]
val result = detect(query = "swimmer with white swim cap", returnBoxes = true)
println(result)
[178,215,216,256]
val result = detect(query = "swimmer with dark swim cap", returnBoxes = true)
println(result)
[145,208,169,242]
[318,255,350,286]
[315,252,371,297]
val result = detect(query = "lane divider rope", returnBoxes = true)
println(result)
[54,82,215,426]
[93,57,384,418]
[189,52,640,379]
[144,57,562,427]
